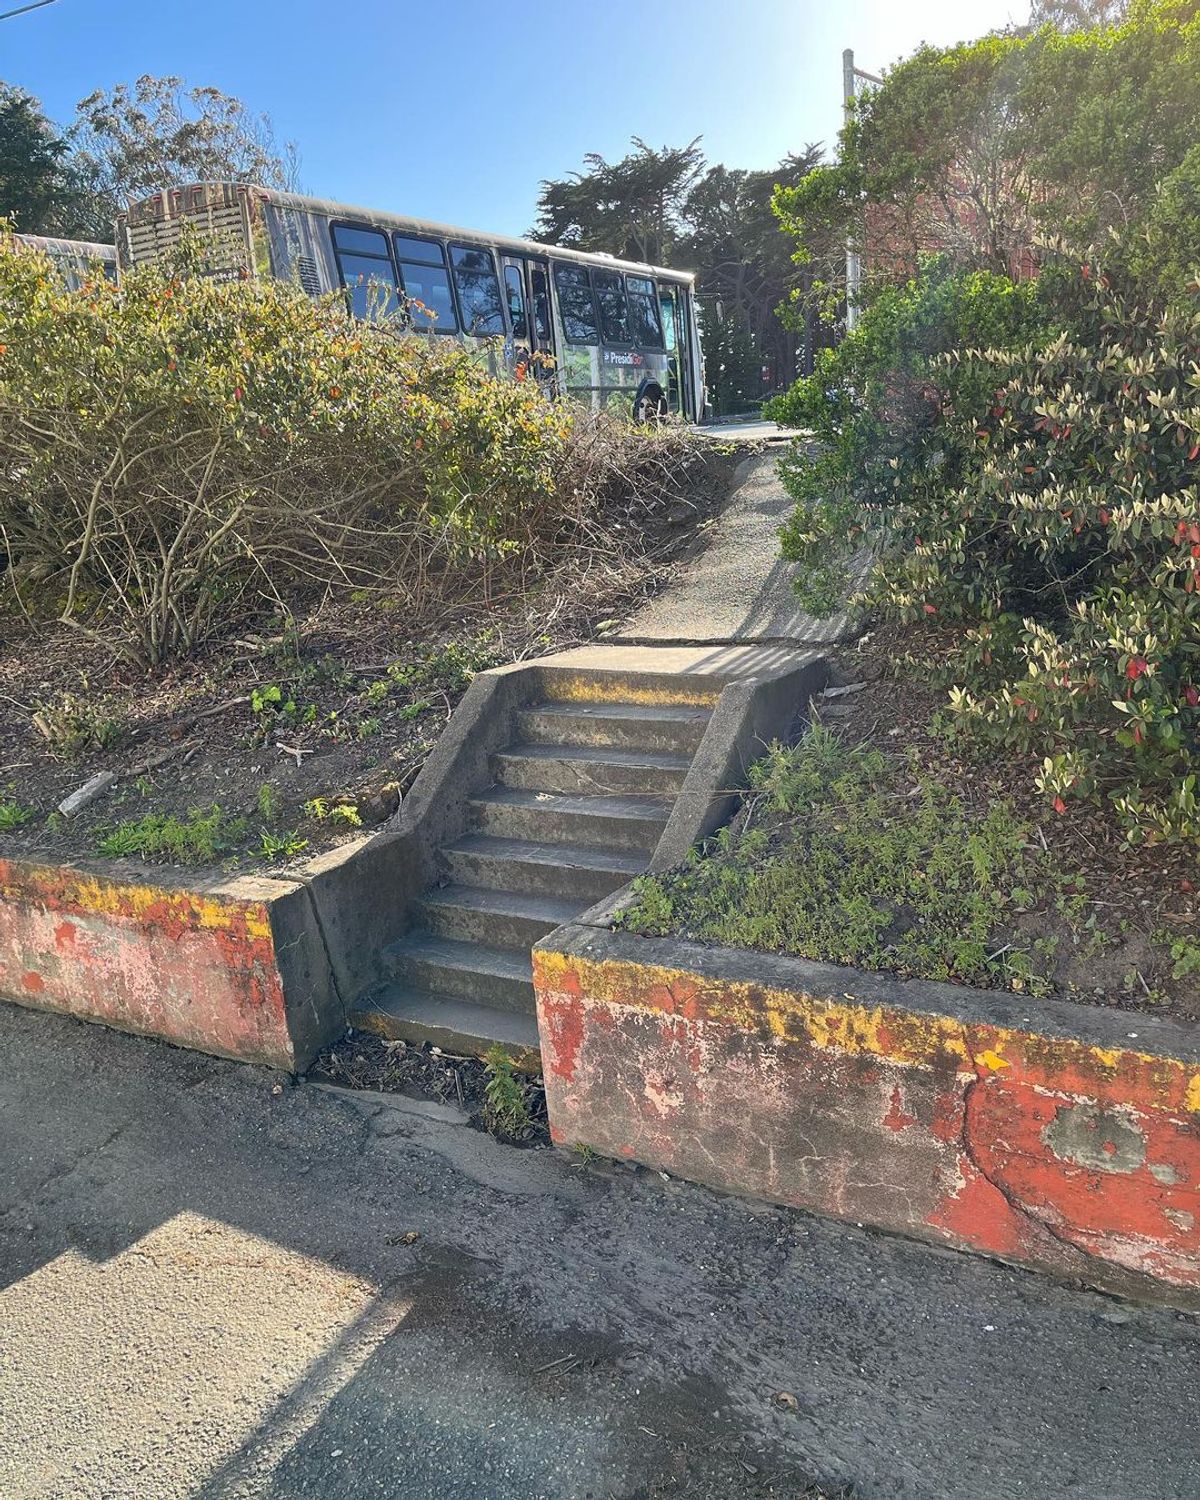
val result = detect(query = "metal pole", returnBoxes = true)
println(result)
[842,48,861,331]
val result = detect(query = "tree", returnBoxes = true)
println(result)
[532,138,704,266]
[533,138,826,406]
[67,75,299,239]
[0,84,83,234]
[680,149,827,401]
[773,0,1200,313]
[1029,0,1127,26]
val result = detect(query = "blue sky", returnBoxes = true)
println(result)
[7,0,1029,237]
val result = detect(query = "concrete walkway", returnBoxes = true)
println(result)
[2,1001,1198,1500]
[617,452,857,647]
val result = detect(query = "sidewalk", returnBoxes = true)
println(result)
[617,452,857,647]
[1,999,1197,1500]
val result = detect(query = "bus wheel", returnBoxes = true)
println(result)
[633,379,668,425]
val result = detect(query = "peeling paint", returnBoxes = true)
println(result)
[534,942,1200,1306]
[0,856,307,1068]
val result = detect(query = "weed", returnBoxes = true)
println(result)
[258,827,309,861]
[1163,933,1200,981]
[622,726,1062,993]
[0,797,35,831]
[257,783,282,823]
[134,775,155,797]
[31,690,122,759]
[248,684,315,745]
[368,634,499,712]
[304,796,363,828]
[571,1142,597,1165]
[482,1045,532,1139]
[95,806,248,864]
[357,716,381,739]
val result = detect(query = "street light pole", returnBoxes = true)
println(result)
[841,48,883,332]
[842,49,860,330]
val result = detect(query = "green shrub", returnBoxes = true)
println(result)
[765,262,1047,614]
[0,236,572,665]
[776,256,1200,845]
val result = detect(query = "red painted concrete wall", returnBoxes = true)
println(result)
[534,933,1200,1306]
[0,857,333,1069]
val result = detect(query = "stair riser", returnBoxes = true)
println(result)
[491,752,689,798]
[350,1001,540,1064]
[514,709,707,756]
[383,951,535,1014]
[468,800,665,854]
[416,900,564,950]
[443,848,633,905]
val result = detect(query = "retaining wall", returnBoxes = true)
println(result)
[534,925,1200,1307]
[0,857,339,1070]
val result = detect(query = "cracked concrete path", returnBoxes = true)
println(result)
[3,1001,1199,1500]
[617,452,858,647]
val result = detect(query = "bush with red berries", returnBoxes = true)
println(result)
[785,258,1200,844]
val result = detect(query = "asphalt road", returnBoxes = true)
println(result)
[2,1000,1198,1500]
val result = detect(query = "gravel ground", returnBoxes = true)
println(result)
[2,1001,1199,1499]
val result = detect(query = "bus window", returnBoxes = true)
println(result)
[626,275,663,348]
[593,269,631,345]
[554,263,598,344]
[503,265,528,341]
[450,244,505,336]
[393,234,457,333]
[332,223,398,319]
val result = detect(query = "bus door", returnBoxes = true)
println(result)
[659,284,689,418]
[502,255,555,390]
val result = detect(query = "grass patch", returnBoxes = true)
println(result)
[620,726,1069,994]
[95,805,248,864]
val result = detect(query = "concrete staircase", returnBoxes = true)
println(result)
[351,690,713,1058]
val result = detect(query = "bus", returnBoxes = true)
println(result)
[14,233,117,291]
[114,182,709,423]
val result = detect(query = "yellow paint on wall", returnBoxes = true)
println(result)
[0,867,273,943]
[533,948,1198,1108]
[541,675,718,709]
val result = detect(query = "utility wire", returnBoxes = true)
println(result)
[0,0,58,20]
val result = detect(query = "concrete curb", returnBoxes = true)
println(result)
[532,923,1200,1308]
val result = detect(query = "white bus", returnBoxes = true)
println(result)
[115,182,709,423]
[14,233,117,291]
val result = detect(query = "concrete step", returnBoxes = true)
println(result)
[468,788,670,854]
[514,701,710,756]
[350,984,540,1060]
[417,886,583,950]
[383,934,534,1014]
[491,743,692,798]
[443,834,642,904]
